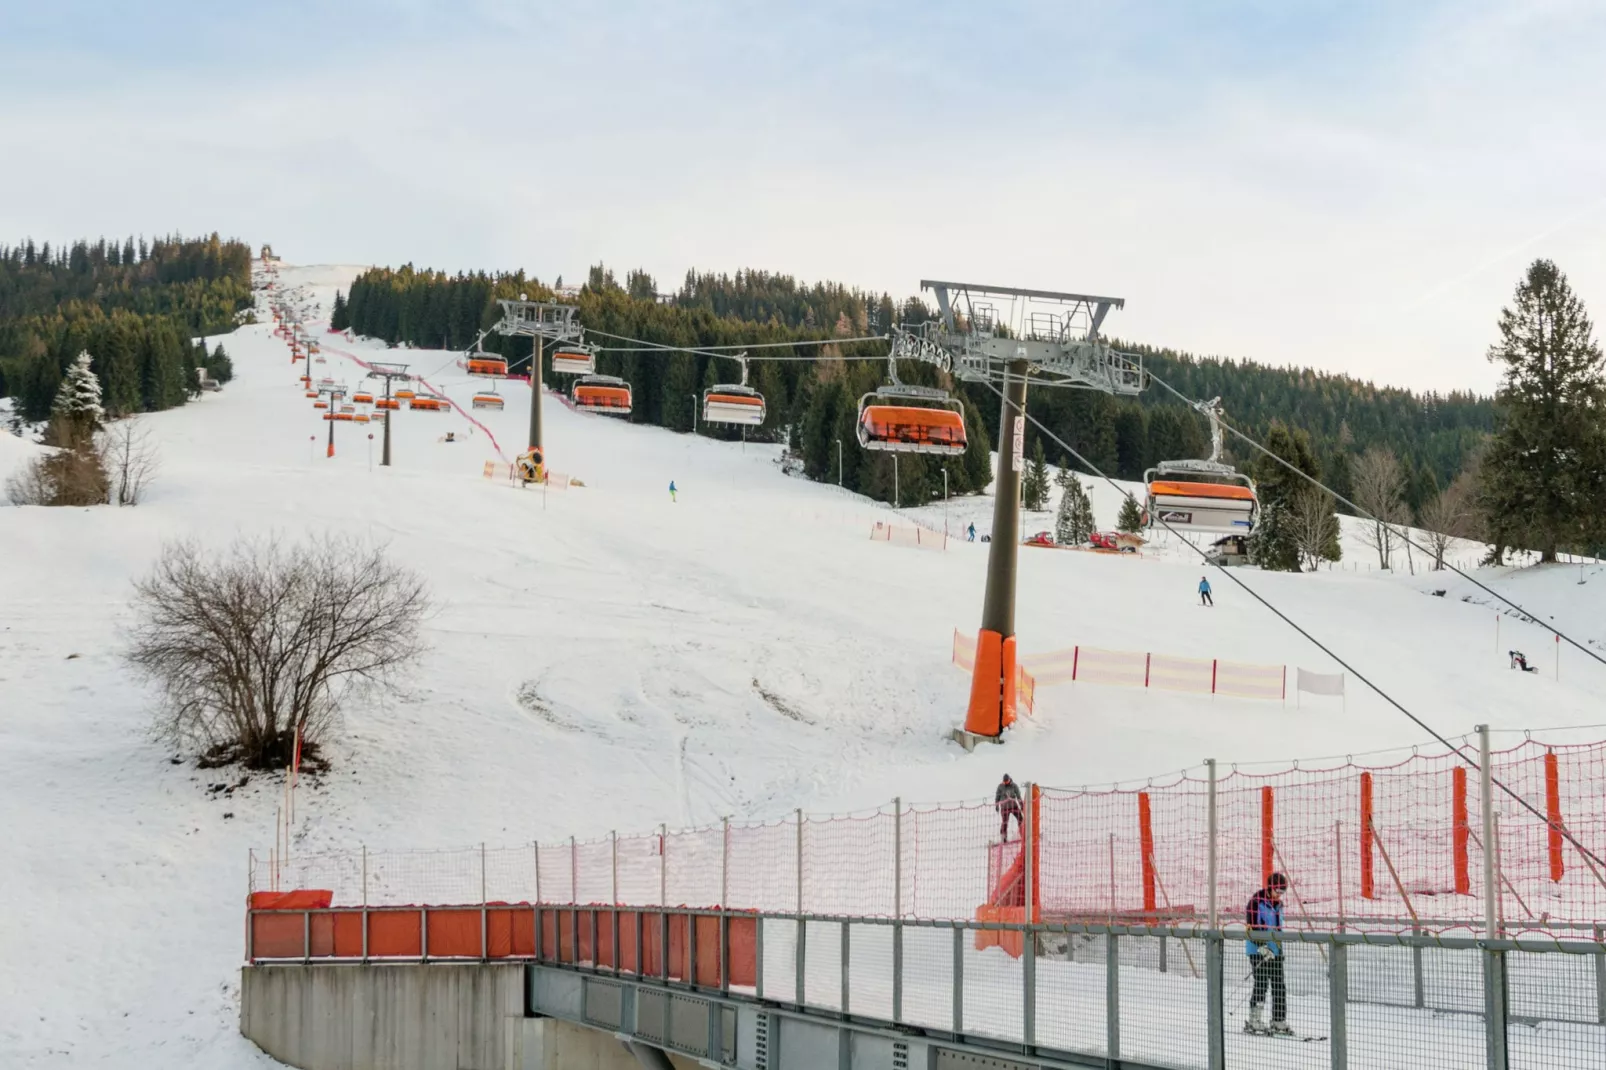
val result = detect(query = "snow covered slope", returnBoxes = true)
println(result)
[4,261,1604,1066]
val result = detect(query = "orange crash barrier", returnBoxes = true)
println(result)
[246,900,756,987]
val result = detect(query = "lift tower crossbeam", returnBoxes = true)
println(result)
[892,281,1147,750]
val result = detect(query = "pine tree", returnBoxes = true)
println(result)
[50,351,105,444]
[1023,438,1049,510]
[1249,421,1329,572]
[1117,495,1144,533]
[330,291,350,331]
[1055,473,1095,544]
[1479,260,1606,561]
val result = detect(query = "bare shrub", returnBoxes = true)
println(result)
[100,418,161,506]
[1418,471,1480,570]
[4,441,109,507]
[126,534,430,768]
[1352,446,1408,569]
[1291,486,1340,572]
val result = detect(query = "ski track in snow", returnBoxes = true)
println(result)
[2,261,1604,1067]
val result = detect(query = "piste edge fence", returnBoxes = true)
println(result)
[251,724,1606,1069]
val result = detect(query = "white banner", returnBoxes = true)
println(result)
[1297,668,1346,697]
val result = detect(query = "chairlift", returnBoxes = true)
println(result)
[409,394,447,412]
[572,375,632,416]
[355,413,371,423]
[1143,398,1259,534]
[464,339,508,378]
[855,356,967,455]
[471,385,504,410]
[375,397,400,410]
[701,353,766,426]
[551,345,597,375]
[313,400,329,410]
[353,391,374,405]
[339,404,355,414]
[394,387,416,400]
[304,390,319,398]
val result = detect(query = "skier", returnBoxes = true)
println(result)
[669,480,677,503]
[1199,575,1214,607]
[1245,872,1291,1036]
[1509,650,1537,673]
[968,522,977,542]
[995,774,1023,842]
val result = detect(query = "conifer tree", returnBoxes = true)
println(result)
[1023,438,1049,510]
[330,291,350,331]
[1054,472,1095,544]
[1479,260,1606,560]
[1248,421,1328,572]
[50,351,104,444]
[1117,495,1144,533]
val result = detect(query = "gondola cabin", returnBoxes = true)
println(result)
[702,387,766,426]
[573,376,632,416]
[471,392,504,410]
[856,403,967,456]
[465,355,508,378]
[551,347,597,375]
[1144,476,1258,534]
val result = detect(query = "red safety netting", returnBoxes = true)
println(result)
[250,732,1606,937]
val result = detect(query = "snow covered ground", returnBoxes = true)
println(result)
[3,261,1604,1067]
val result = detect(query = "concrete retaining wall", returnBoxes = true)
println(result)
[241,964,689,1070]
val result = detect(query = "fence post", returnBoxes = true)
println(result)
[1595,923,1604,1026]
[659,824,667,907]
[1329,941,1347,1070]
[534,842,541,905]
[840,921,851,1017]
[893,797,903,1024]
[612,831,621,978]
[1023,783,1036,1050]
[953,925,965,1036]
[1206,759,1219,930]
[1106,931,1119,1062]
[1207,933,1224,1070]
[480,842,488,963]
[721,817,730,910]
[1478,724,1509,1070]
[570,836,578,905]
[360,845,369,964]
[796,809,805,1008]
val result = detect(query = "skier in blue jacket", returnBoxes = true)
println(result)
[1199,576,1213,607]
[1245,872,1290,1035]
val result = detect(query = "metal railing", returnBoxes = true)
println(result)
[248,902,1606,1070]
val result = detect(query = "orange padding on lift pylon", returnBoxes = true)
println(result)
[964,630,1019,737]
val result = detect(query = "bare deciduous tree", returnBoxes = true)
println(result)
[1351,447,1408,569]
[99,418,161,506]
[126,534,430,768]
[1418,471,1479,570]
[1292,487,1340,572]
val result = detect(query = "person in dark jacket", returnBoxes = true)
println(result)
[1245,872,1290,1035]
[995,774,1023,841]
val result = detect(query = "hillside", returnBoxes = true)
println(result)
[2,261,1601,1066]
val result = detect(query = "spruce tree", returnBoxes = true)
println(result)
[1479,260,1606,560]
[330,291,350,331]
[1248,421,1328,572]
[50,351,105,444]
[1117,495,1144,533]
[1055,474,1095,544]
[1023,438,1049,510]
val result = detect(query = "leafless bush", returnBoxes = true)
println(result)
[4,442,109,507]
[126,534,430,769]
[1292,486,1340,571]
[100,418,161,506]
[1418,472,1480,570]
[1352,446,1408,569]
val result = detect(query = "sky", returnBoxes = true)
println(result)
[3,0,1605,394]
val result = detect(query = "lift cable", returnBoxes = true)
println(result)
[977,373,1606,876]
[1143,369,1606,673]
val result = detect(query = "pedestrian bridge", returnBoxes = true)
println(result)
[242,901,1598,1070]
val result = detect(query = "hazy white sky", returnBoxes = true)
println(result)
[4,0,1604,394]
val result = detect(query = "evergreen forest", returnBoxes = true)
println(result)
[0,234,251,422]
[335,262,1495,516]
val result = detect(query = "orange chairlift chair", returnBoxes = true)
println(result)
[1142,397,1258,535]
[856,357,967,456]
[572,375,632,416]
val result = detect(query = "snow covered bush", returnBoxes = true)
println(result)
[126,534,431,768]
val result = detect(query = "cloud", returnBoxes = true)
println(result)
[3,0,1604,393]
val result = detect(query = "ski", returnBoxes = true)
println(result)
[1243,1027,1326,1043]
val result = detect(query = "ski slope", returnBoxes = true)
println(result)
[2,261,1603,1067]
